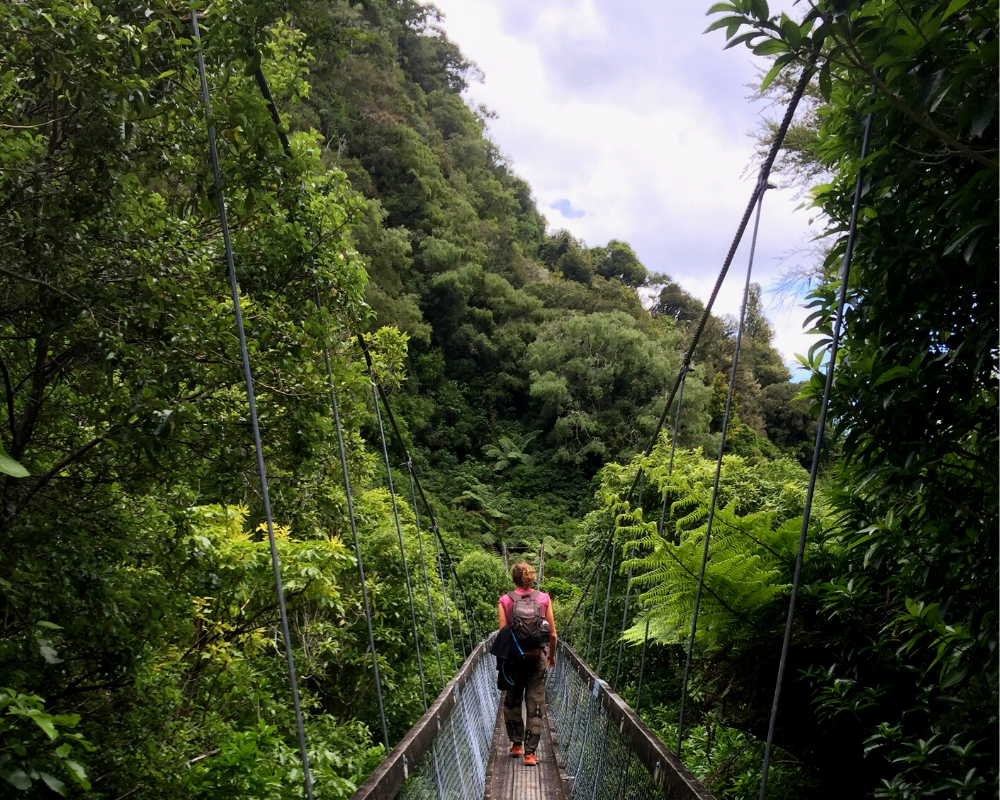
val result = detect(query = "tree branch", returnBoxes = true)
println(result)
[0,266,83,304]
[12,432,109,516]
[186,750,220,765]
[0,116,69,130]
[0,356,15,438]
[800,0,998,170]
[11,333,49,459]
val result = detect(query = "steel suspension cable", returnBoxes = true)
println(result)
[354,336,488,641]
[757,97,876,800]
[451,571,468,659]
[635,366,688,713]
[245,30,451,745]
[312,285,390,750]
[431,523,460,670]
[406,461,446,688]
[247,31,392,754]
[562,66,814,637]
[595,541,617,676]
[676,186,767,757]
[613,472,644,692]
[371,379,429,710]
[458,575,477,645]
[584,563,602,664]
[189,16,314,796]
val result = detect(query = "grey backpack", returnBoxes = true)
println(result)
[507,590,549,650]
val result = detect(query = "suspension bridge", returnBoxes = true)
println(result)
[187,12,874,797]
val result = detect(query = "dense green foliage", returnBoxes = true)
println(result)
[717,2,997,797]
[579,3,998,799]
[2,0,992,798]
[0,1,454,795]
[0,0,807,795]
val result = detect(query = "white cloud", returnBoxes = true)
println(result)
[436,0,824,372]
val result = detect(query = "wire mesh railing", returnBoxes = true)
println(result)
[547,641,716,800]
[351,636,499,800]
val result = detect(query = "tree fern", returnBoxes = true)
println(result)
[586,435,823,653]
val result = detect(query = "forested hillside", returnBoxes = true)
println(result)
[0,1,995,799]
[284,0,815,552]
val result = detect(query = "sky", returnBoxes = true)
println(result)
[433,0,823,374]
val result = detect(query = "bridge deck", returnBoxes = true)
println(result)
[483,704,565,800]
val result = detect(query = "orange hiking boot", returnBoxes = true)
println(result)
[523,753,537,767]
[509,744,523,757]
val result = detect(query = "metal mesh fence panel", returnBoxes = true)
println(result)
[547,647,669,800]
[398,645,499,800]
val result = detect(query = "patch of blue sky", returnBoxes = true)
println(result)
[551,198,586,219]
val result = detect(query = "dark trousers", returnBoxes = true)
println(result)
[502,657,546,753]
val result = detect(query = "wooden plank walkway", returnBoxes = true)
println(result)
[482,703,566,800]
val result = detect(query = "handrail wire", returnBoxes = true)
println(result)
[312,284,390,751]
[354,335,487,640]
[757,94,876,800]
[584,563,602,664]
[596,541,616,676]
[563,66,814,636]
[613,471,644,691]
[407,461,446,688]
[452,571,468,659]
[247,32,391,754]
[636,366,687,712]
[677,185,767,756]
[536,541,545,588]
[189,15,314,796]
[370,379,429,710]
[432,522,460,670]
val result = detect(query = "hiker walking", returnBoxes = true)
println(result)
[495,561,557,766]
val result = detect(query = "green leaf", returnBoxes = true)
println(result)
[941,664,969,688]
[1,768,30,790]
[753,38,787,56]
[872,366,910,387]
[30,711,59,740]
[723,31,761,50]
[64,760,90,789]
[943,223,989,256]
[819,62,832,101]
[0,439,28,478]
[40,772,67,796]
[704,14,746,34]
[969,95,997,138]
[760,53,793,91]
[779,13,802,47]
[941,0,971,20]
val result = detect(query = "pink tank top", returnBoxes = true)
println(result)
[499,588,550,620]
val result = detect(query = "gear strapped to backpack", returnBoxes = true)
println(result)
[507,590,550,650]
